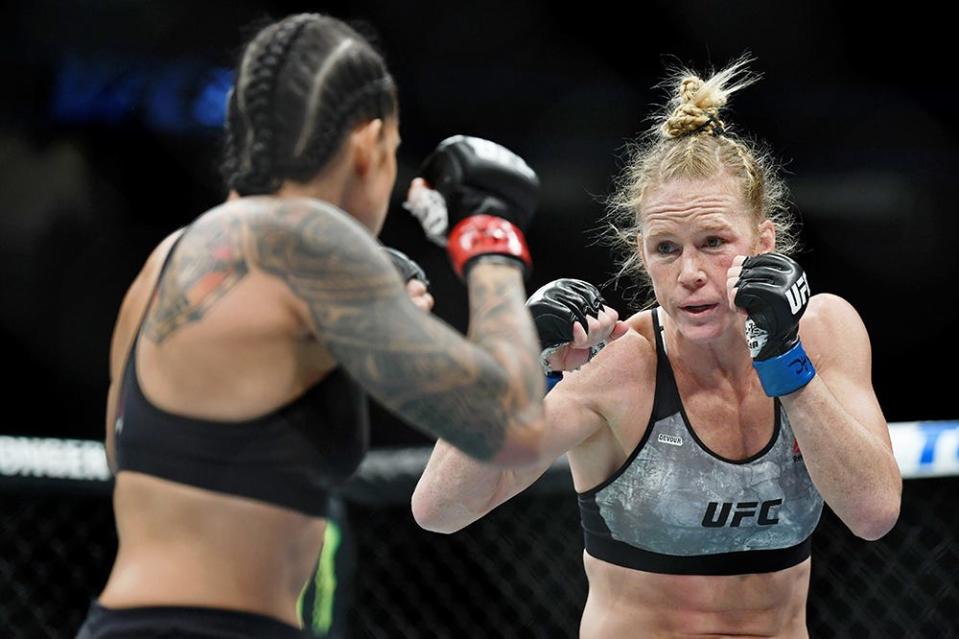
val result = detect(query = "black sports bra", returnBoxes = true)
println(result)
[114,234,368,516]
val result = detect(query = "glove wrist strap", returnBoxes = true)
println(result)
[752,340,816,397]
[545,371,563,394]
[448,215,531,279]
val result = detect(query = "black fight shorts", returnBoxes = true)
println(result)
[76,602,310,638]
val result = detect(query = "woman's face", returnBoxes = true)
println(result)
[640,175,774,342]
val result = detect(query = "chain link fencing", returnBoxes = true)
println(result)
[1,442,957,638]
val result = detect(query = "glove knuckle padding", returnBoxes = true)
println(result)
[416,135,539,279]
[739,265,785,284]
[743,253,790,270]
[736,253,809,358]
[531,310,577,349]
[736,280,784,304]
[419,135,539,230]
[565,280,605,313]
[527,278,602,349]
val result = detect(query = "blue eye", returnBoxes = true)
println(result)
[704,236,724,249]
[656,242,676,255]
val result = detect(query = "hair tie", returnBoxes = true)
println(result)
[704,115,726,137]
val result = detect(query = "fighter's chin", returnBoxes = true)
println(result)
[670,304,732,340]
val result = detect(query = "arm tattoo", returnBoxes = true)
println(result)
[143,217,249,343]
[465,262,544,431]
[249,200,540,460]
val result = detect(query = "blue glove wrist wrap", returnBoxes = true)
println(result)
[545,371,563,394]
[752,340,816,397]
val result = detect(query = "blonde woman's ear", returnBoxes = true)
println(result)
[755,219,776,254]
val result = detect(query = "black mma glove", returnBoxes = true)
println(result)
[733,253,815,397]
[526,278,607,376]
[384,247,430,290]
[404,135,539,279]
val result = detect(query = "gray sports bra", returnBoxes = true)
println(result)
[576,308,823,575]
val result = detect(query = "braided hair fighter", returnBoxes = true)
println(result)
[79,13,546,638]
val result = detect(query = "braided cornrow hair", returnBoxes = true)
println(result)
[603,54,798,308]
[221,13,398,196]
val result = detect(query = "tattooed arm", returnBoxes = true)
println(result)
[250,200,545,466]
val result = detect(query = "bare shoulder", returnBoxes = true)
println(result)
[804,292,863,320]
[137,199,382,344]
[224,198,541,463]
[596,325,656,379]
[800,293,872,371]
[109,227,187,376]
[241,197,387,272]
[238,197,398,323]
[121,228,187,323]
[624,307,656,340]
[125,228,187,304]
[146,228,188,271]
[560,312,657,404]
[142,206,256,343]
[801,293,869,340]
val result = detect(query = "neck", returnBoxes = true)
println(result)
[660,307,754,389]
[274,176,346,206]
[275,144,355,207]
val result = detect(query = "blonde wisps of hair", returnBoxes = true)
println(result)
[601,53,799,309]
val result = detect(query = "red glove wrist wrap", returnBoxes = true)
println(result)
[447,215,532,278]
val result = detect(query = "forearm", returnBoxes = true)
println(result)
[463,260,545,463]
[412,439,511,533]
[410,306,624,533]
[781,376,901,539]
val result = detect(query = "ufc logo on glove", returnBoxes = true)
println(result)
[786,274,809,315]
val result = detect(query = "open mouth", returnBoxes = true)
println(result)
[681,304,718,315]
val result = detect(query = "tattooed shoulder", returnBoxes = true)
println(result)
[141,198,532,462]
[142,212,250,343]
[246,198,395,294]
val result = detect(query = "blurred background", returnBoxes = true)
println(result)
[2,0,956,444]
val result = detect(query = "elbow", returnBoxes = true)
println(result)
[850,494,901,541]
[853,512,899,542]
[410,488,462,535]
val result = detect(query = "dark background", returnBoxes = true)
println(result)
[2,1,956,446]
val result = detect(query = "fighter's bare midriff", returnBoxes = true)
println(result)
[99,474,326,626]
[580,552,810,638]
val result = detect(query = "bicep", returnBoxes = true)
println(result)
[543,385,608,458]
[806,296,891,446]
[488,388,606,505]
